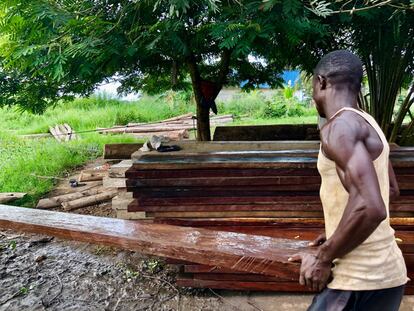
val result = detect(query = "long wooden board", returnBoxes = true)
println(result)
[104,143,143,159]
[0,205,308,277]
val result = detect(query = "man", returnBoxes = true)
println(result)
[289,50,408,311]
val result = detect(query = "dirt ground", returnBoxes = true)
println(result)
[1,159,414,310]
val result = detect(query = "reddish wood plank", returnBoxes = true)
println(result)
[126,176,322,187]
[134,194,321,206]
[128,200,413,213]
[145,210,325,219]
[126,168,319,179]
[184,265,246,274]
[0,205,307,278]
[130,187,321,198]
[128,201,323,213]
[192,273,293,282]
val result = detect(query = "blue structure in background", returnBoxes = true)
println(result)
[240,70,300,89]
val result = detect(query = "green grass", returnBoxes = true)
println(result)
[0,132,136,206]
[233,115,317,125]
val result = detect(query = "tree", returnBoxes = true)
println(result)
[0,0,330,140]
[265,0,414,143]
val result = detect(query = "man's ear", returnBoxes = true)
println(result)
[317,75,327,90]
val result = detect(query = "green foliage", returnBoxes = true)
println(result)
[0,0,330,114]
[218,90,316,120]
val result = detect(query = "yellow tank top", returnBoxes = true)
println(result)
[317,107,408,290]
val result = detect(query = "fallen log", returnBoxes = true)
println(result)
[61,190,118,211]
[0,205,306,278]
[79,169,108,182]
[129,129,189,140]
[0,193,26,204]
[36,187,104,209]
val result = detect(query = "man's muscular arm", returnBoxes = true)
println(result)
[289,117,387,291]
[316,119,387,263]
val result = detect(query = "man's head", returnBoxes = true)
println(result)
[312,50,363,117]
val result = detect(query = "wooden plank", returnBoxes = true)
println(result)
[112,192,133,211]
[116,210,147,220]
[128,202,323,213]
[134,194,321,206]
[212,124,319,141]
[192,273,293,282]
[103,177,126,189]
[128,201,414,213]
[108,160,132,178]
[0,205,308,278]
[125,168,319,179]
[145,211,325,219]
[0,193,26,204]
[131,155,414,170]
[103,143,143,160]
[130,187,321,198]
[126,176,322,187]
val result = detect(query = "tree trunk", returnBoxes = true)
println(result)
[187,58,211,141]
[195,93,211,141]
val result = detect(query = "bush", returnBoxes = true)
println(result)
[263,102,288,118]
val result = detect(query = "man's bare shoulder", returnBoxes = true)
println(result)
[321,111,370,163]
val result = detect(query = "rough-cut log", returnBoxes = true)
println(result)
[62,190,118,211]
[36,187,104,209]
[0,193,26,204]
[129,129,189,140]
[104,144,143,160]
[0,205,308,278]
[79,169,108,182]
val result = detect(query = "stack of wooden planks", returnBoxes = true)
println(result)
[99,113,233,140]
[123,141,414,293]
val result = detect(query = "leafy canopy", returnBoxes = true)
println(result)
[0,0,329,113]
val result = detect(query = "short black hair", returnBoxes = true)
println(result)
[314,50,363,92]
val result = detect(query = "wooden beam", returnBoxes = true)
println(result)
[0,193,26,204]
[103,143,143,160]
[0,205,306,278]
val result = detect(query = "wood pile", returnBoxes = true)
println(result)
[49,123,77,141]
[103,160,143,220]
[123,141,414,293]
[99,113,233,140]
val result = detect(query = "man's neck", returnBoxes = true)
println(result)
[323,88,359,120]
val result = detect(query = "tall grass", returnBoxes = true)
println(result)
[0,132,136,206]
[1,92,196,134]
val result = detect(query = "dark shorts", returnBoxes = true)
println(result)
[308,285,405,311]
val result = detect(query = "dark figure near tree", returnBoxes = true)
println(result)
[289,50,408,311]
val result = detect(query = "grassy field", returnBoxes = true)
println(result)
[0,90,316,207]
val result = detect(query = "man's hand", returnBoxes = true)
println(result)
[288,248,332,292]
